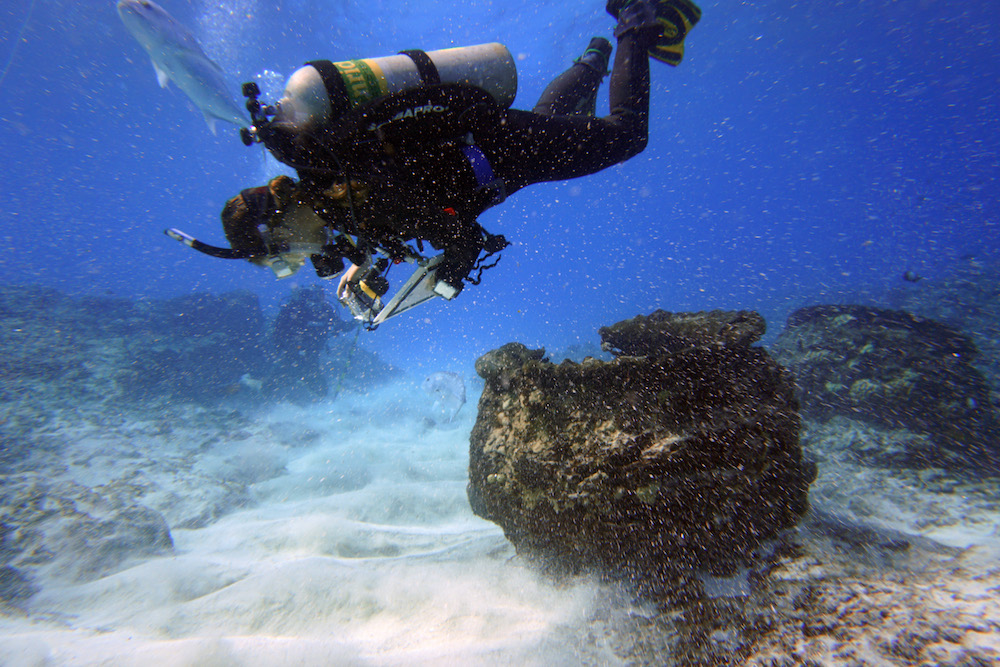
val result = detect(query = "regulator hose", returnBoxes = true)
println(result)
[165,228,255,260]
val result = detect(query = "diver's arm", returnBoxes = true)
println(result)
[337,264,361,299]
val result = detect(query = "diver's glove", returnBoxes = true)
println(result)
[607,0,701,66]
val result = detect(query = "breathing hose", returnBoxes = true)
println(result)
[164,228,255,260]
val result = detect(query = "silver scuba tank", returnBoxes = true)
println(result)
[274,43,518,131]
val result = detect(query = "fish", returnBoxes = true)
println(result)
[422,372,467,422]
[117,0,247,134]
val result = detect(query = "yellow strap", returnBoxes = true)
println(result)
[358,280,378,300]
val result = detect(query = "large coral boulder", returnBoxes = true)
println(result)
[468,310,815,583]
[771,305,999,468]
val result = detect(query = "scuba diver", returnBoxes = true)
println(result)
[168,0,701,327]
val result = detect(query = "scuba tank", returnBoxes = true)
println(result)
[264,43,517,133]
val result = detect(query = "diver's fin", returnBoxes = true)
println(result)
[608,0,701,66]
[153,61,170,88]
[648,0,701,66]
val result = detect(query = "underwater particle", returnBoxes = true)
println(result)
[0,0,35,93]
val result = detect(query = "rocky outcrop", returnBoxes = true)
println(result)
[771,305,999,468]
[0,286,270,406]
[116,291,270,402]
[0,284,396,412]
[599,309,767,356]
[468,310,815,585]
[886,257,1000,390]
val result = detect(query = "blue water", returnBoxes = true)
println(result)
[1,0,998,371]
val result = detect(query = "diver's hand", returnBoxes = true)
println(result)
[338,264,361,299]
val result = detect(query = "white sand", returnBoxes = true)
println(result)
[1,380,620,666]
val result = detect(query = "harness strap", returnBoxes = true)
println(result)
[461,142,506,206]
[398,49,441,86]
[305,59,352,121]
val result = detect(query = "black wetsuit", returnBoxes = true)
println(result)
[495,31,650,194]
[258,32,651,285]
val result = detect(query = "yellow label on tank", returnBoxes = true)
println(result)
[333,59,388,107]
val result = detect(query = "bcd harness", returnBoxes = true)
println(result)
[306,51,508,207]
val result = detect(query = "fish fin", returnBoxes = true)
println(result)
[153,62,171,88]
[203,113,218,135]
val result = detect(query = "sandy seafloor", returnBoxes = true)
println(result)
[0,383,619,666]
[1,376,998,666]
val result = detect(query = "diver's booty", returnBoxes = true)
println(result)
[573,37,612,116]
[608,0,701,66]
[577,36,613,74]
[606,0,631,19]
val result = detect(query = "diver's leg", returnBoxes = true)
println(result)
[495,21,652,186]
[531,37,612,117]
[605,20,652,157]
[488,1,700,188]
[601,0,701,146]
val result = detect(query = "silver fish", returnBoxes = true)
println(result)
[422,371,467,422]
[117,0,247,134]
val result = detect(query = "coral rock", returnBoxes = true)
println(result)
[468,311,814,584]
[599,309,766,356]
[474,342,546,392]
